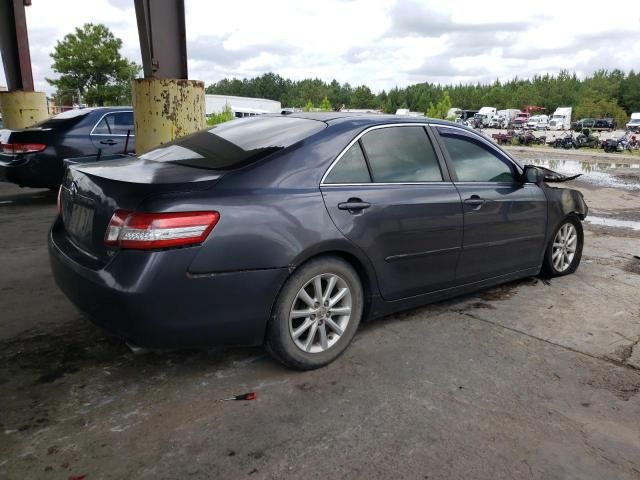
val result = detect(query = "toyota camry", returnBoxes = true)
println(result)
[49,113,588,370]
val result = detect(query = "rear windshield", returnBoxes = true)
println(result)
[33,108,92,128]
[139,116,326,170]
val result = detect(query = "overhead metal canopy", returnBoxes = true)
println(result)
[134,0,188,79]
[0,0,35,91]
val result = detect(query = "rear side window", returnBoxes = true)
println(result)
[92,112,134,135]
[324,143,371,184]
[360,126,443,182]
[139,116,326,170]
[438,129,514,182]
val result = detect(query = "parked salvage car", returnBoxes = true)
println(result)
[0,107,134,189]
[593,118,616,131]
[573,118,595,131]
[49,113,588,370]
[573,118,616,132]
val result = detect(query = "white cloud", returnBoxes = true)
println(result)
[0,0,639,96]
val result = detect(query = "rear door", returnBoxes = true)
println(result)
[321,124,463,301]
[434,126,547,284]
[90,111,135,155]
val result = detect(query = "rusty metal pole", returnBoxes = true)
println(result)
[0,0,48,128]
[132,0,205,154]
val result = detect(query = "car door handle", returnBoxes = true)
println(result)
[463,196,486,209]
[338,198,371,213]
[100,139,117,145]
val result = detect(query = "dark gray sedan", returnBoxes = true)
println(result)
[0,107,134,189]
[49,113,588,369]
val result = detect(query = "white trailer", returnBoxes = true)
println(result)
[205,94,281,118]
[549,107,572,130]
[396,108,425,117]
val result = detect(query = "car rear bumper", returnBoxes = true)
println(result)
[48,219,290,349]
[0,154,60,188]
[0,156,26,184]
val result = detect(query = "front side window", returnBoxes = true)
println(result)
[360,126,443,182]
[438,130,515,182]
[324,142,371,184]
[93,112,134,135]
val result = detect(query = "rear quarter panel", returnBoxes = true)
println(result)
[140,186,376,278]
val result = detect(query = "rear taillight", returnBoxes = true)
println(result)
[104,210,220,249]
[1,143,46,154]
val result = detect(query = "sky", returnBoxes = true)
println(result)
[2,0,640,95]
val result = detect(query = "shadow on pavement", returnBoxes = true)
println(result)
[0,187,56,206]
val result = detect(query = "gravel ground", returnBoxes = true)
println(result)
[0,148,639,479]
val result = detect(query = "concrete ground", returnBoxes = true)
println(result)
[0,150,639,480]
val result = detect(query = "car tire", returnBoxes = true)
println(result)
[265,256,364,370]
[542,215,583,277]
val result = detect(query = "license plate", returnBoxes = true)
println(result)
[67,203,93,242]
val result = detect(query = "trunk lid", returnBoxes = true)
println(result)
[0,127,58,154]
[60,158,223,263]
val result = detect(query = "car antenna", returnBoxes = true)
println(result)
[124,129,131,155]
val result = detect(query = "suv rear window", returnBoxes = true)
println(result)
[139,116,326,170]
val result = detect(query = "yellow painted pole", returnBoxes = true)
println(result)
[131,78,206,154]
[0,91,49,129]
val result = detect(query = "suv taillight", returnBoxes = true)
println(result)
[1,143,46,154]
[104,210,220,249]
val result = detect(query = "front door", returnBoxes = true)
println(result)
[321,125,463,301]
[434,126,547,284]
[90,111,135,155]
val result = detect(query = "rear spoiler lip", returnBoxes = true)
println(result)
[70,157,223,185]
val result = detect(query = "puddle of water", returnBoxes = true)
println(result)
[586,216,640,231]
[528,159,640,190]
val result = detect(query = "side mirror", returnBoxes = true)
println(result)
[523,165,542,184]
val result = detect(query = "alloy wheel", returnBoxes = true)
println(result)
[552,223,578,272]
[289,273,352,354]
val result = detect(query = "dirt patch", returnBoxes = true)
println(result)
[466,302,497,310]
[479,278,539,302]
[611,169,640,183]
[583,223,640,239]
[585,371,640,401]
[0,321,127,387]
[623,258,640,274]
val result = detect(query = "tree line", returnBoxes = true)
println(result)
[46,24,639,126]
[207,70,640,125]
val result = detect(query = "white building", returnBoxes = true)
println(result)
[341,108,383,114]
[396,108,424,117]
[205,94,281,118]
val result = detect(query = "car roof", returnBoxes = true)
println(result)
[86,106,132,113]
[282,112,460,128]
[48,106,132,119]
